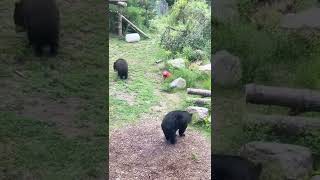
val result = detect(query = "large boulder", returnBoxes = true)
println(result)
[240,142,313,180]
[170,77,186,89]
[199,64,211,73]
[213,0,239,22]
[212,50,242,87]
[311,176,320,180]
[280,8,320,30]
[167,58,186,69]
[186,106,209,121]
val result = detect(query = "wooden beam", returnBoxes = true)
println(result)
[119,14,150,38]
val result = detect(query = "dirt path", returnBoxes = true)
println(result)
[109,57,211,179]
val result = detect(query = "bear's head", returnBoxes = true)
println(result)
[113,61,117,72]
[187,112,193,123]
[14,1,26,32]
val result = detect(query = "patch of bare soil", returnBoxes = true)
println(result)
[110,87,136,106]
[109,108,211,180]
[18,96,95,137]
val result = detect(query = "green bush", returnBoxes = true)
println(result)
[161,66,210,92]
[108,0,156,33]
[214,21,316,85]
[160,0,211,55]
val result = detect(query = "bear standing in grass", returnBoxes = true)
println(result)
[212,154,262,180]
[161,110,192,144]
[14,0,60,56]
[113,58,128,79]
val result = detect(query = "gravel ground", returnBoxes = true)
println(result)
[109,110,211,180]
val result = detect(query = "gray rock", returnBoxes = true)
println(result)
[186,106,209,121]
[199,64,211,73]
[169,77,186,89]
[168,58,186,69]
[280,8,320,30]
[311,175,320,180]
[212,50,242,87]
[240,142,313,180]
[213,0,239,22]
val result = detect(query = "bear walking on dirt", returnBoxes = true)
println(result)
[113,58,128,79]
[212,154,262,180]
[161,110,192,144]
[14,0,60,56]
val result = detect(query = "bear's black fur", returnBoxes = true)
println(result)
[14,0,60,56]
[113,58,128,79]
[212,154,262,180]
[161,110,192,144]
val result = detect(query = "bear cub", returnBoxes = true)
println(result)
[14,0,60,56]
[212,154,262,180]
[161,110,192,144]
[113,58,128,79]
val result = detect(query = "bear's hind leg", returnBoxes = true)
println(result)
[168,130,177,144]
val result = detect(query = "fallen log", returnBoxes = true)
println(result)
[188,98,211,106]
[245,84,320,114]
[187,88,211,97]
[245,114,320,136]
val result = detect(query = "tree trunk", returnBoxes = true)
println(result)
[118,13,123,37]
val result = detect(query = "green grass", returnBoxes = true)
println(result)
[0,112,105,180]
[0,0,107,179]
[109,36,211,139]
[109,36,160,128]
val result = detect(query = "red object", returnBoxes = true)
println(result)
[162,70,171,79]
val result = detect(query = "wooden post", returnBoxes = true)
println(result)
[118,13,123,37]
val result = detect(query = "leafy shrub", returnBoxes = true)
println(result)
[108,0,156,33]
[160,0,211,55]
[161,65,210,92]
[214,21,316,85]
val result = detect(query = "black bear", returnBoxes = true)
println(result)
[113,58,128,79]
[161,110,192,144]
[14,0,60,56]
[212,154,262,180]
